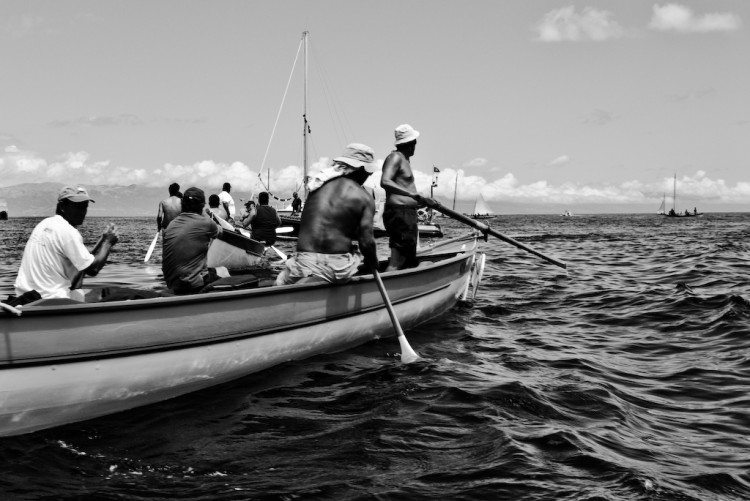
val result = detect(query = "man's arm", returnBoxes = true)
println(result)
[380,153,438,208]
[85,223,120,277]
[357,199,379,271]
[156,202,164,231]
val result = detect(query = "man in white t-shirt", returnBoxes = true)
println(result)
[14,186,120,300]
[218,182,236,224]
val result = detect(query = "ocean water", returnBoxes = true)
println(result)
[1,214,749,500]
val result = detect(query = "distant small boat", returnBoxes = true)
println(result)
[661,175,703,218]
[465,194,494,220]
[561,210,573,217]
[0,199,7,220]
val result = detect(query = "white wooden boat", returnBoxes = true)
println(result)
[0,234,483,437]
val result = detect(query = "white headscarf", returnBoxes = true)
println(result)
[307,143,376,193]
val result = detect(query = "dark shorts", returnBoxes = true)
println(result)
[383,204,419,266]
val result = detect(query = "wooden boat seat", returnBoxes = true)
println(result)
[201,275,259,292]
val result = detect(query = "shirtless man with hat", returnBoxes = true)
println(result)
[380,124,437,271]
[275,143,378,286]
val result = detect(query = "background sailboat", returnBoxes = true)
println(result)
[466,193,494,219]
[662,174,703,218]
[656,193,666,215]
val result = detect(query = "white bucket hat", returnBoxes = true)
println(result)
[333,143,376,173]
[394,124,420,145]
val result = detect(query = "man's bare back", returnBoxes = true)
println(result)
[297,176,377,267]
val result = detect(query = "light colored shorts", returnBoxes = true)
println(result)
[275,252,363,286]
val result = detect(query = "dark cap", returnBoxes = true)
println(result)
[183,187,205,204]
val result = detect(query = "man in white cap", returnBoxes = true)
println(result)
[14,186,120,301]
[380,124,438,270]
[275,143,378,285]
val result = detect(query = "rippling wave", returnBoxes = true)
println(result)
[1,214,749,500]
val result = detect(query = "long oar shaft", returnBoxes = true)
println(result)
[372,269,420,363]
[144,231,159,263]
[431,203,567,270]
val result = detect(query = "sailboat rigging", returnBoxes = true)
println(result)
[257,31,311,212]
[661,174,703,218]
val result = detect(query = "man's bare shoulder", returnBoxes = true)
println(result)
[383,150,406,164]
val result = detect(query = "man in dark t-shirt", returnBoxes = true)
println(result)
[248,192,281,245]
[162,187,222,294]
[291,192,302,213]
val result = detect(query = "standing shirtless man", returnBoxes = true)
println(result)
[380,124,437,271]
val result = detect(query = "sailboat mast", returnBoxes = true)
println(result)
[452,172,458,211]
[673,173,676,211]
[302,31,309,202]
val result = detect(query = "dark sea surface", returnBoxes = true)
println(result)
[1,213,749,500]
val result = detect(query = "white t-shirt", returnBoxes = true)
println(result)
[14,215,95,299]
[218,191,235,218]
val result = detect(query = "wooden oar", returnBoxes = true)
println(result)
[428,202,567,270]
[269,246,287,261]
[144,231,160,263]
[372,269,420,364]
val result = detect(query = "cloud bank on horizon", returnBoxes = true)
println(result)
[535,3,742,41]
[2,145,748,206]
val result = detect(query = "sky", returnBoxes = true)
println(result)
[0,1,748,212]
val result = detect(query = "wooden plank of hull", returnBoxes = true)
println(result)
[0,244,477,436]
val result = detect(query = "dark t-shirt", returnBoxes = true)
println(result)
[162,213,220,293]
[251,205,280,245]
[292,197,302,212]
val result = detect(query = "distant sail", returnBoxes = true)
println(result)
[472,194,493,216]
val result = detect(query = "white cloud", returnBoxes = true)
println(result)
[535,7,624,42]
[650,4,742,33]
[581,109,619,125]
[463,158,487,168]
[415,166,749,206]
[1,15,45,38]
[668,87,716,103]
[2,148,748,206]
[549,155,571,167]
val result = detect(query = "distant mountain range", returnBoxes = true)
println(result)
[0,183,257,217]
[0,183,744,217]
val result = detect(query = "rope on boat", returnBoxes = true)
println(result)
[257,36,304,188]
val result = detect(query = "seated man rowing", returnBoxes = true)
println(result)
[14,186,120,301]
[275,143,378,286]
[162,187,223,295]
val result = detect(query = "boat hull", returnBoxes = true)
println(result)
[0,237,480,436]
